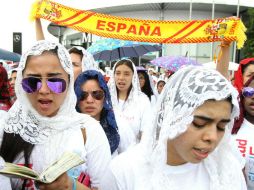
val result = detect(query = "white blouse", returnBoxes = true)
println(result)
[0,112,111,189]
[114,93,154,149]
[100,143,247,190]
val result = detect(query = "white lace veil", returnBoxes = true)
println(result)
[108,59,142,109]
[141,66,244,189]
[3,40,86,144]
[69,46,98,71]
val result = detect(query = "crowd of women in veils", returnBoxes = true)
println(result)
[0,21,254,190]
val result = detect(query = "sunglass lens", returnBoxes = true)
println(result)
[80,91,89,101]
[243,87,254,97]
[22,77,42,93]
[92,91,104,100]
[47,78,66,94]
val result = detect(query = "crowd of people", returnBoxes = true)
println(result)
[0,19,253,190]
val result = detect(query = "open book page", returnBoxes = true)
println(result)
[39,152,85,183]
[0,162,39,180]
[0,152,85,183]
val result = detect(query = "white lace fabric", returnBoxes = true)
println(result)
[69,46,99,71]
[3,40,86,144]
[140,66,246,190]
[108,59,143,111]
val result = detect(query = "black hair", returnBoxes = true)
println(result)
[137,70,154,101]
[242,61,254,74]
[0,133,34,189]
[114,60,134,101]
[11,70,17,74]
[157,80,166,88]
[69,47,84,60]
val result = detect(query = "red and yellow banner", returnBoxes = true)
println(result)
[31,0,246,49]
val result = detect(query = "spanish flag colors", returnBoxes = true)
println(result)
[31,0,247,49]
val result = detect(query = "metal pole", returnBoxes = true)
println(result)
[159,3,164,58]
[58,27,61,44]
[233,0,240,62]
[188,0,192,59]
[210,0,215,61]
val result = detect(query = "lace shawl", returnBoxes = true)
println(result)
[141,66,246,190]
[74,70,120,154]
[69,46,98,71]
[108,59,143,111]
[3,40,87,144]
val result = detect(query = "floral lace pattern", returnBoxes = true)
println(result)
[3,40,86,144]
[140,66,245,190]
[157,68,239,141]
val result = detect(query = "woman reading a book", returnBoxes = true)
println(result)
[0,40,111,190]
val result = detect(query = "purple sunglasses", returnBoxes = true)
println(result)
[242,87,254,98]
[22,77,67,94]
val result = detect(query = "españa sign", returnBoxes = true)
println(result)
[31,0,246,49]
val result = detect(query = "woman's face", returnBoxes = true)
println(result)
[138,72,145,89]
[23,52,69,117]
[114,64,133,93]
[243,64,254,84]
[70,52,82,80]
[243,80,254,117]
[157,81,165,94]
[9,71,17,93]
[167,99,231,166]
[78,79,104,121]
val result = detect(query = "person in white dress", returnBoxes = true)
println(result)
[69,46,99,80]
[108,59,154,152]
[232,58,254,189]
[100,66,247,190]
[137,69,157,108]
[156,79,166,95]
[0,40,111,190]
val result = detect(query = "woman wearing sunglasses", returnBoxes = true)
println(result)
[108,59,154,151]
[74,70,122,156]
[100,66,246,190]
[232,58,254,189]
[0,41,111,190]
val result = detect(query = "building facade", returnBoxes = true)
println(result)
[48,0,254,64]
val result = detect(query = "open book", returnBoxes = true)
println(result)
[0,152,85,183]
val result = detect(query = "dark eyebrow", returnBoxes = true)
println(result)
[26,73,63,77]
[47,73,63,77]
[194,115,231,123]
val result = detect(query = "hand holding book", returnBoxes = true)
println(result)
[0,152,85,183]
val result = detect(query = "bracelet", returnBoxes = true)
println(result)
[72,177,77,190]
